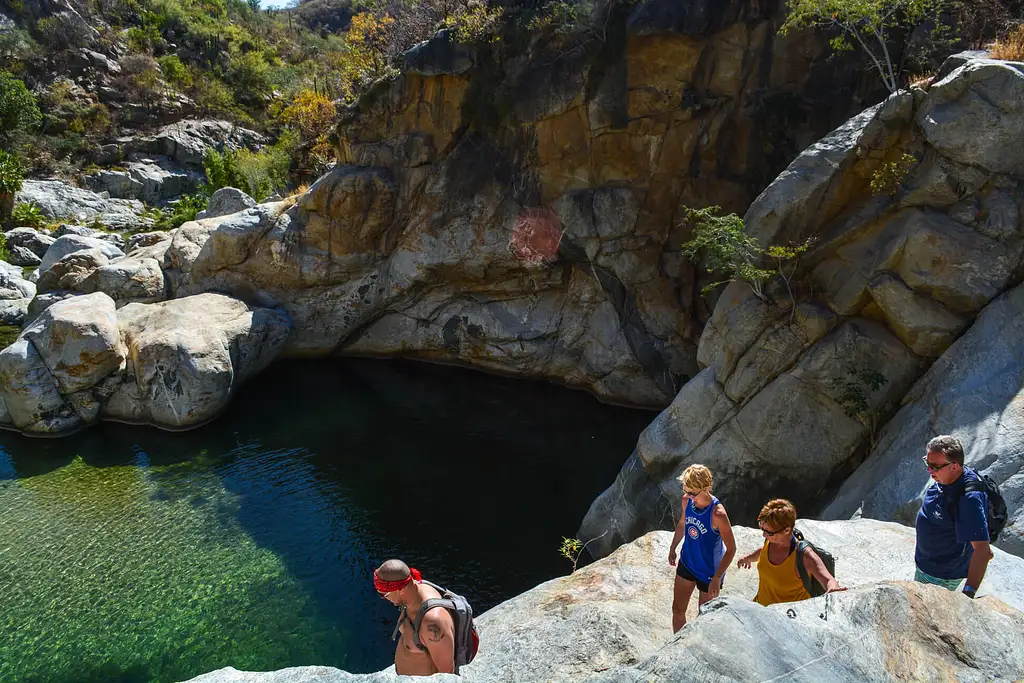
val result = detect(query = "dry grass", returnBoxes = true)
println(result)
[909,72,936,90]
[990,24,1024,61]
[272,184,312,216]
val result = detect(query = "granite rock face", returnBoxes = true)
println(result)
[145,4,885,408]
[581,55,1024,556]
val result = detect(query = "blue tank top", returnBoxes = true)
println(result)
[681,496,725,584]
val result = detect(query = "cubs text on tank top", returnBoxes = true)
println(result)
[754,540,811,606]
[680,496,725,584]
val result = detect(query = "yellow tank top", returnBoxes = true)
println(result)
[754,541,811,606]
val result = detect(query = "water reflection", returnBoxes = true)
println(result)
[0,358,653,682]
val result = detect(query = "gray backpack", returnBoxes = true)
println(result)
[392,579,480,673]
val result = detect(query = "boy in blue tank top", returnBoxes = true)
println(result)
[668,464,736,633]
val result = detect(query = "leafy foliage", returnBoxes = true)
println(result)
[870,153,916,196]
[148,193,209,230]
[991,21,1024,60]
[780,0,938,92]
[279,89,336,173]
[444,0,504,43]
[0,69,40,149]
[829,362,890,445]
[681,206,813,305]
[203,132,296,201]
[12,200,43,228]
[680,206,774,299]
[0,149,24,195]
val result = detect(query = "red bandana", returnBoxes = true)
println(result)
[374,567,421,593]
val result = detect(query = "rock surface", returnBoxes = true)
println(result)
[183,520,1024,683]
[102,293,290,429]
[0,292,290,434]
[581,54,1024,555]
[5,227,56,258]
[16,179,150,232]
[825,280,1024,556]
[39,234,125,275]
[201,187,257,219]
[143,2,887,408]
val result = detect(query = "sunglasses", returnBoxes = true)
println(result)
[759,524,786,535]
[921,456,956,472]
[683,488,704,496]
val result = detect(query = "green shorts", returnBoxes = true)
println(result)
[914,567,963,591]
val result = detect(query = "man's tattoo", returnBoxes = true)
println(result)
[427,623,444,642]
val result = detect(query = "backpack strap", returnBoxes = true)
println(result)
[410,598,458,651]
[795,538,812,590]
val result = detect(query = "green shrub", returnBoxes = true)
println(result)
[157,54,192,87]
[227,50,272,105]
[870,154,917,197]
[12,201,43,227]
[203,131,296,202]
[0,149,24,195]
[150,193,208,230]
[0,70,40,149]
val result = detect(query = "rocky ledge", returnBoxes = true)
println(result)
[183,519,1024,683]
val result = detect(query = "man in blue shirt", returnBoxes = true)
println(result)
[915,435,993,598]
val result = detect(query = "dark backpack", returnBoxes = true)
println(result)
[394,579,480,674]
[949,470,1009,543]
[793,528,837,598]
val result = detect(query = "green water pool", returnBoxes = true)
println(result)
[0,358,654,682]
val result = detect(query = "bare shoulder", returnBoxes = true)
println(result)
[712,503,730,521]
[420,604,454,642]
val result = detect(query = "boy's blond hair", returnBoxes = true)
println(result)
[678,464,713,492]
[758,499,797,532]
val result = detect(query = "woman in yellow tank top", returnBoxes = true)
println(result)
[735,499,846,606]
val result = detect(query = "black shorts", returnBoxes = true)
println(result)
[676,561,725,594]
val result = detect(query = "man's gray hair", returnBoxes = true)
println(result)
[927,435,965,464]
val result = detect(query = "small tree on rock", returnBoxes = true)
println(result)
[681,205,811,309]
[780,0,938,92]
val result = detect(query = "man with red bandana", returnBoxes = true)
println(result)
[373,559,456,675]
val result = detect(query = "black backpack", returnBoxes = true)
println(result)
[949,470,1009,543]
[793,529,837,598]
[393,579,480,674]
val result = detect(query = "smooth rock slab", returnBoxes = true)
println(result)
[183,520,1024,683]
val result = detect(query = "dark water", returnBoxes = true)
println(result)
[0,358,653,683]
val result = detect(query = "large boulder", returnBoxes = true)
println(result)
[182,520,1024,683]
[0,292,124,433]
[78,257,166,306]
[16,179,150,232]
[36,248,111,294]
[125,119,266,169]
[582,54,1024,554]
[21,292,126,395]
[39,234,125,274]
[916,59,1024,176]
[7,245,41,267]
[101,293,290,429]
[5,227,56,258]
[200,187,257,219]
[824,280,1024,556]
